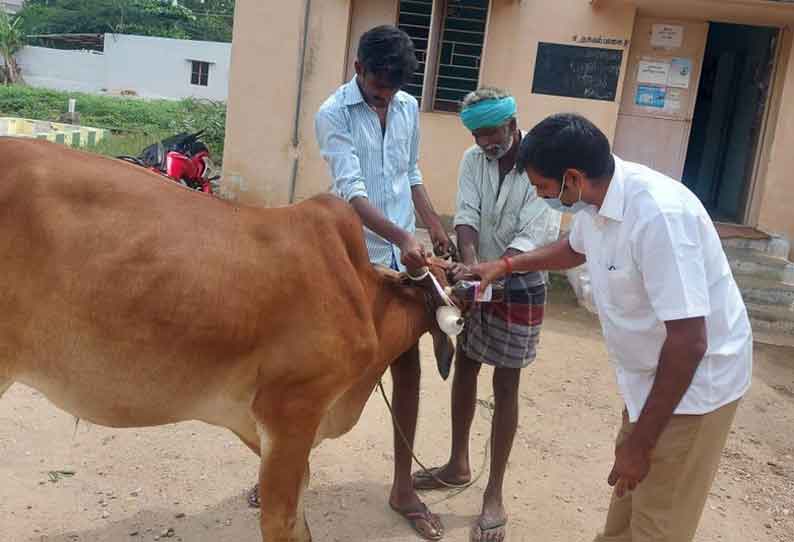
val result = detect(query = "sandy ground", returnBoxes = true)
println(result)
[2,292,793,542]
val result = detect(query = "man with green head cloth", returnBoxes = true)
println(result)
[412,88,561,542]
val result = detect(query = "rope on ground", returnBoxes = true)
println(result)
[377,379,493,504]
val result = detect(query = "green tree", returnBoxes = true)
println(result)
[0,11,24,84]
[19,0,234,43]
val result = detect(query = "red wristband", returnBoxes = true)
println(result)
[502,256,513,276]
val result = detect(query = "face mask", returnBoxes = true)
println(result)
[545,178,590,214]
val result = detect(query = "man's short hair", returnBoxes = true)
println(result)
[518,113,614,183]
[357,25,418,89]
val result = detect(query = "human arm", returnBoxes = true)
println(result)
[470,237,586,294]
[609,317,707,497]
[505,188,562,257]
[412,184,453,257]
[407,102,452,258]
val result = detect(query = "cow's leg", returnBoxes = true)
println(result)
[231,424,261,456]
[234,416,309,511]
[0,379,10,399]
[227,421,266,508]
[252,386,321,542]
[0,370,12,399]
[256,423,316,542]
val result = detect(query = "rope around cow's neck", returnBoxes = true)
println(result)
[377,380,491,504]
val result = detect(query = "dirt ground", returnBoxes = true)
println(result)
[2,292,793,542]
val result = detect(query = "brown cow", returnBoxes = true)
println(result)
[0,138,456,542]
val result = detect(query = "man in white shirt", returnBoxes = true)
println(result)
[472,113,752,542]
[412,88,560,542]
[314,25,452,541]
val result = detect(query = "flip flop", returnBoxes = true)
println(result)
[470,517,508,542]
[391,502,444,541]
[412,466,471,490]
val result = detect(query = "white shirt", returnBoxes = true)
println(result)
[315,77,422,270]
[569,156,752,422]
[453,140,562,279]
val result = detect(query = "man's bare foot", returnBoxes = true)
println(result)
[470,500,507,542]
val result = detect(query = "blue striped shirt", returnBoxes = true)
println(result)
[315,77,422,270]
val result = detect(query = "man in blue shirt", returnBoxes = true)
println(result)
[315,25,452,540]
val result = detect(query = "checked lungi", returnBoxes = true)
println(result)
[459,273,546,369]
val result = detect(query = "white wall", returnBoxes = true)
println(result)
[103,34,231,101]
[14,33,232,101]
[16,47,106,94]
[1,0,24,14]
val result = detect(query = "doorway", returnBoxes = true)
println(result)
[613,18,780,226]
[682,23,778,224]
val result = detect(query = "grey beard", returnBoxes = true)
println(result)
[486,134,514,160]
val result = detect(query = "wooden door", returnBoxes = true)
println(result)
[613,18,709,180]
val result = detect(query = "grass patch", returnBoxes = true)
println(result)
[85,131,171,158]
[0,85,226,161]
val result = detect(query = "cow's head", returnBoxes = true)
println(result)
[402,257,461,381]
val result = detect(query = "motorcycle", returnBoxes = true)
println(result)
[118,131,219,194]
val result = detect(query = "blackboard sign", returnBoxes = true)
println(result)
[532,43,624,102]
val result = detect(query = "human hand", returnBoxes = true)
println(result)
[399,234,429,273]
[430,226,455,259]
[469,259,509,301]
[448,262,475,283]
[607,438,652,498]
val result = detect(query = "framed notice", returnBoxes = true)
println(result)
[651,24,684,49]
[668,58,693,88]
[635,85,666,108]
[637,60,671,85]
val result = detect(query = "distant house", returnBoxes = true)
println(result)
[15,33,231,101]
[1,0,24,14]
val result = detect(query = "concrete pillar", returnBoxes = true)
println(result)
[222,0,353,207]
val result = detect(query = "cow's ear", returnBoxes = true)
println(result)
[430,327,454,380]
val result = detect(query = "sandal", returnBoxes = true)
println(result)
[470,517,507,542]
[412,466,470,490]
[390,502,444,541]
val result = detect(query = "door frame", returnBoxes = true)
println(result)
[615,14,788,227]
[743,25,787,227]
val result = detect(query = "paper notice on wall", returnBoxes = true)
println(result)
[636,85,666,109]
[637,60,671,86]
[668,58,693,89]
[651,24,684,49]
[665,88,683,112]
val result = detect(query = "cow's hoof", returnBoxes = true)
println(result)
[247,483,260,508]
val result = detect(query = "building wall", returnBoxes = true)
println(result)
[17,46,106,94]
[1,0,24,14]
[14,34,231,101]
[103,34,231,100]
[267,0,636,218]
[223,0,794,245]
[222,0,353,207]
